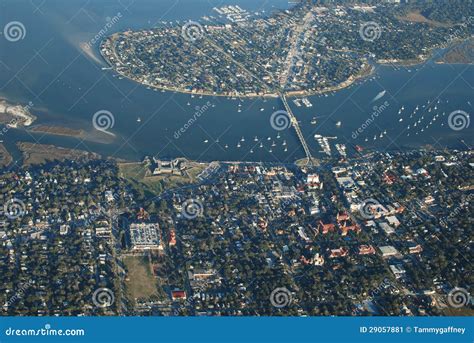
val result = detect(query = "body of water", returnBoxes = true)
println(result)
[1,0,472,164]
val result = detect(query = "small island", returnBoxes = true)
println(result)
[0,99,36,127]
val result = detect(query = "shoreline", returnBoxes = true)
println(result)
[29,125,85,138]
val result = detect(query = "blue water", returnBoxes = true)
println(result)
[0,0,472,164]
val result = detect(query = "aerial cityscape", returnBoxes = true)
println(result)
[0,0,472,329]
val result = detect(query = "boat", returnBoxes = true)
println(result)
[399,118,403,122]
[271,141,276,147]
[259,142,263,148]
[277,133,280,139]
[204,139,209,143]
[225,144,229,149]
[254,136,258,142]
[335,121,342,127]
[237,143,241,148]
[137,117,141,122]
[241,136,245,142]
[311,117,317,125]
[282,140,287,146]
[284,147,288,152]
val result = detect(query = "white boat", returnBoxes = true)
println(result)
[335,121,342,127]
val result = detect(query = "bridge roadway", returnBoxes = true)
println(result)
[279,92,314,166]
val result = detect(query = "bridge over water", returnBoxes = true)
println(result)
[279,92,314,167]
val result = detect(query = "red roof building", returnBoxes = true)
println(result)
[329,247,349,258]
[359,245,376,255]
[171,290,187,300]
[318,220,336,234]
[169,229,177,246]
[340,223,361,236]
